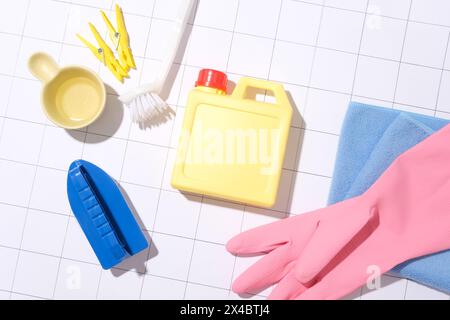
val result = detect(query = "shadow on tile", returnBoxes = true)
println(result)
[110,183,158,278]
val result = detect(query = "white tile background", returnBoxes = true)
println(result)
[0,0,449,301]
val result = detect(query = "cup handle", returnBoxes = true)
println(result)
[28,52,60,84]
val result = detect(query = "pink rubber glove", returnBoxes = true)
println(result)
[227,124,450,300]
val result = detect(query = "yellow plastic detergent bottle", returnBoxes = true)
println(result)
[172,70,293,208]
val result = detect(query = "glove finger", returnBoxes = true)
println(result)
[227,212,320,256]
[294,260,372,300]
[268,271,308,300]
[232,243,293,295]
[227,218,291,255]
[294,277,338,300]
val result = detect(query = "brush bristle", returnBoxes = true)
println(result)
[125,93,168,124]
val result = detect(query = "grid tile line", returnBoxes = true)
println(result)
[345,0,371,300]
[2,0,35,300]
[392,1,414,109]
[0,0,449,301]
[433,31,450,116]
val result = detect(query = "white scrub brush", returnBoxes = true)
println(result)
[119,0,196,124]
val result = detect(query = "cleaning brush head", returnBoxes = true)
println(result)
[118,0,196,125]
[122,91,168,124]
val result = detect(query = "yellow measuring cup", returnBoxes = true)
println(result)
[28,52,106,130]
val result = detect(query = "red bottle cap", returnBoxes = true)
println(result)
[196,69,228,92]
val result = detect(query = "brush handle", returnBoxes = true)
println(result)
[153,0,196,94]
[118,0,196,105]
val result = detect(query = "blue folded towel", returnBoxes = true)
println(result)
[328,102,450,294]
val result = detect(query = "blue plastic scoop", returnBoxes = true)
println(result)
[67,160,148,270]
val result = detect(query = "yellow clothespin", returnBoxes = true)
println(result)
[77,23,128,82]
[101,4,136,72]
